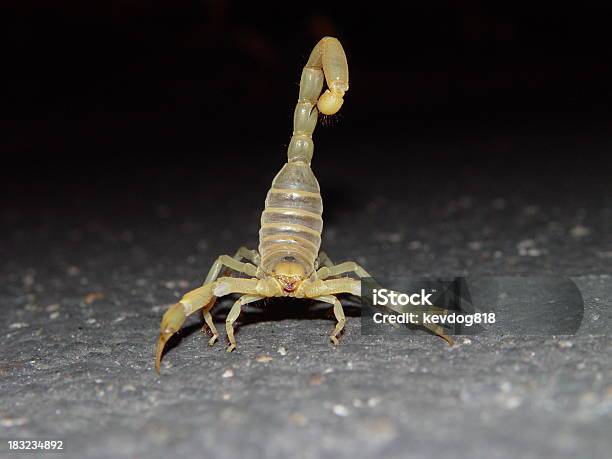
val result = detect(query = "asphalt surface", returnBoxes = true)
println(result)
[1,139,611,459]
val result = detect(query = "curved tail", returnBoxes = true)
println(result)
[287,37,349,165]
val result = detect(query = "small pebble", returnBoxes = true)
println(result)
[255,355,273,363]
[517,239,542,257]
[23,274,35,287]
[0,417,28,427]
[500,381,512,393]
[9,322,28,329]
[408,241,422,250]
[570,225,591,238]
[333,405,349,417]
[45,303,60,312]
[504,396,522,409]
[277,346,287,356]
[84,292,104,304]
[222,369,234,378]
[468,241,482,251]
[288,412,308,426]
[49,311,60,320]
[558,340,573,349]
[527,248,542,256]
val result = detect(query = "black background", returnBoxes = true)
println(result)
[2,1,611,220]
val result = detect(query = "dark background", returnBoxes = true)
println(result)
[3,1,611,279]
[3,2,612,205]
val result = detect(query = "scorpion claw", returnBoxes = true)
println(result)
[440,333,455,347]
[154,302,187,374]
[201,325,219,346]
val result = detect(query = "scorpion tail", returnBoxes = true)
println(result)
[287,37,349,165]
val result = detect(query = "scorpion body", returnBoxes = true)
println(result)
[259,164,323,277]
[155,37,451,373]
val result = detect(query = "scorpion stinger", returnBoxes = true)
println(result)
[154,37,453,373]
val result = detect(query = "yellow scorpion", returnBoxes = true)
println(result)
[155,37,453,373]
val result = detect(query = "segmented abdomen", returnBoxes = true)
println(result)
[258,162,323,273]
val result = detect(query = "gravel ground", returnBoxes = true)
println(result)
[1,143,611,459]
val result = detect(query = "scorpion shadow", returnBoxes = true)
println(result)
[212,296,362,327]
[161,296,362,356]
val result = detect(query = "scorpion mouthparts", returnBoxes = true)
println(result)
[283,283,296,292]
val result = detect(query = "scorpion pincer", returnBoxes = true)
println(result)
[155,37,453,373]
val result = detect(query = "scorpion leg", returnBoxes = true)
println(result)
[317,260,370,280]
[201,309,219,346]
[200,248,260,343]
[204,253,258,284]
[233,247,260,265]
[155,277,260,373]
[315,251,335,270]
[225,295,263,352]
[315,295,346,345]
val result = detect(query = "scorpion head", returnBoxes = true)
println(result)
[272,258,307,293]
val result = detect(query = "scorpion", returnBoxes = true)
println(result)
[155,37,453,373]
